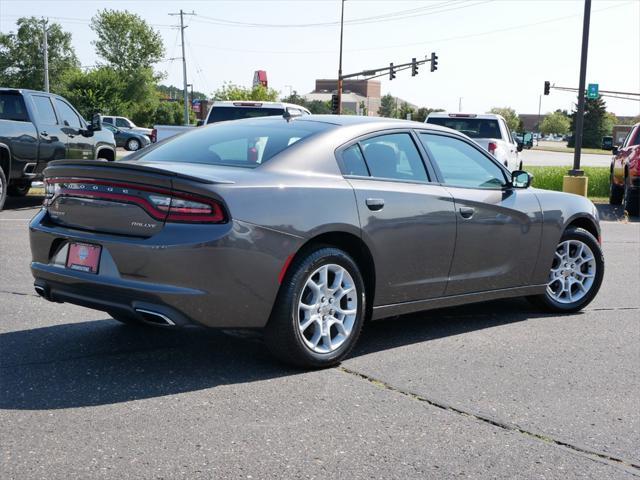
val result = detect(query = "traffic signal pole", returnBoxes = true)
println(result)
[571,0,592,176]
[337,0,345,115]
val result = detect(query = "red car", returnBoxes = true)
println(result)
[610,122,640,216]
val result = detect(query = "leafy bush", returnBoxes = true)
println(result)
[525,166,609,198]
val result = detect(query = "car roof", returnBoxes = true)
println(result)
[212,100,309,110]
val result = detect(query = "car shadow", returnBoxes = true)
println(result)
[0,298,559,410]
[2,193,45,211]
[596,203,639,223]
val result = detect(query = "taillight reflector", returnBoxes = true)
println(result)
[488,142,498,155]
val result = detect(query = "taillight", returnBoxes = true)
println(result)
[151,128,157,143]
[488,142,498,155]
[43,178,226,224]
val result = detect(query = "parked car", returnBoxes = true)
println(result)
[103,124,150,151]
[152,101,311,143]
[426,113,522,171]
[0,88,115,210]
[609,122,640,216]
[30,115,604,368]
[602,136,613,151]
[101,115,153,139]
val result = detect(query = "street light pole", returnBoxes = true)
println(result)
[571,0,592,176]
[337,0,345,115]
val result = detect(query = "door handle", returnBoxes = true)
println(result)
[41,131,48,137]
[459,207,475,219]
[366,198,385,211]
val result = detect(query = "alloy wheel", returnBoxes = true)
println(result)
[546,239,596,304]
[127,139,140,151]
[297,263,358,354]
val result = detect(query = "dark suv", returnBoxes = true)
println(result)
[0,88,116,210]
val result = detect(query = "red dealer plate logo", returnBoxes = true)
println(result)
[66,243,101,274]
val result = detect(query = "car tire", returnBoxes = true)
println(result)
[623,176,639,216]
[126,138,141,151]
[609,173,624,205]
[528,227,604,313]
[265,247,366,369]
[8,182,31,197]
[0,168,6,211]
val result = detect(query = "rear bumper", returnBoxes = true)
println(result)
[29,209,302,328]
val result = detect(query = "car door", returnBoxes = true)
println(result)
[339,131,457,305]
[29,95,67,173]
[500,118,519,170]
[53,98,93,160]
[418,131,542,296]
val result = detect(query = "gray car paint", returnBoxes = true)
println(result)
[29,116,601,329]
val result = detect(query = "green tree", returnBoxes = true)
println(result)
[568,97,608,148]
[213,82,279,101]
[91,10,164,70]
[539,111,571,136]
[412,107,444,123]
[0,17,79,91]
[603,112,617,135]
[489,107,520,131]
[378,94,397,118]
[154,101,186,125]
[307,100,331,114]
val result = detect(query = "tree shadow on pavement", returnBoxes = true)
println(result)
[0,297,561,410]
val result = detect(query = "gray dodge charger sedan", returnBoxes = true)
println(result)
[29,115,604,368]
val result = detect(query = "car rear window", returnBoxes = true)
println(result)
[0,93,30,122]
[208,107,285,124]
[427,117,501,139]
[139,119,332,168]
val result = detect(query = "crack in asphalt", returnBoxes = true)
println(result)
[0,289,37,297]
[338,366,640,476]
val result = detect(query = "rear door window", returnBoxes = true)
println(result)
[0,93,30,122]
[31,95,58,125]
[340,144,369,176]
[360,133,428,182]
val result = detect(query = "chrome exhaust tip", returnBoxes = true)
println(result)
[134,308,176,326]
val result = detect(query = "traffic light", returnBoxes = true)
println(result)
[331,94,339,114]
[544,81,550,95]
[430,52,438,72]
[411,58,418,77]
[389,63,396,80]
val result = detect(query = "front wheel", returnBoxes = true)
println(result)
[528,227,604,313]
[265,247,366,368]
[8,182,31,197]
[0,168,6,211]
[126,138,141,151]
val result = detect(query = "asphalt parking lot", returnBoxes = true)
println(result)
[1,197,639,479]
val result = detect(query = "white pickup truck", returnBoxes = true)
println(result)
[426,113,522,171]
[152,101,311,143]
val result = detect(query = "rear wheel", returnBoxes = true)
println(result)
[609,173,624,205]
[528,227,604,313]
[0,168,6,211]
[265,247,366,368]
[8,181,31,197]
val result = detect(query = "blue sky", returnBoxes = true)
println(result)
[1,0,639,116]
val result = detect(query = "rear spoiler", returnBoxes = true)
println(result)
[44,159,220,185]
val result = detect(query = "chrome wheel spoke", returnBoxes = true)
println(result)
[546,239,596,304]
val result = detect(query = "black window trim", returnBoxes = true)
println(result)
[53,97,84,129]
[415,129,512,191]
[335,128,437,185]
[31,94,59,125]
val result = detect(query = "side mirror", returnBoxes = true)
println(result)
[511,170,532,189]
[196,119,204,127]
[612,146,619,155]
[90,113,102,132]
[516,143,524,152]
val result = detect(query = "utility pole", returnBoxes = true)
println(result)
[458,97,462,112]
[571,0,591,176]
[537,94,542,131]
[42,19,49,93]
[337,0,345,114]
[169,10,196,126]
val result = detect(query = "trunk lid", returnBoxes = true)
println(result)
[43,160,228,237]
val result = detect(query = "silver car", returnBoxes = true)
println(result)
[30,115,604,368]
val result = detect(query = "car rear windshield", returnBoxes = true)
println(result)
[0,93,29,122]
[427,117,501,139]
[207,107,285,124]
[140,119,332,168]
